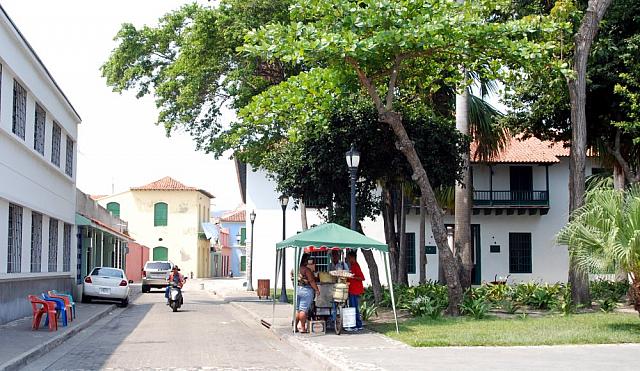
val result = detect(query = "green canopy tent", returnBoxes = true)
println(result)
[273,223,399,333]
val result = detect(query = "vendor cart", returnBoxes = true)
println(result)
[311,271,351,335]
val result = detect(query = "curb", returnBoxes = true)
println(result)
[230,301,344,371]
[0,304,117,371]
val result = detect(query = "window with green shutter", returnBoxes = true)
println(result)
[240,227,246,245]
[406,233,416,274]
[154,202,168,226]
[106,202,120,218]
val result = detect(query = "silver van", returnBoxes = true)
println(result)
[142,261,173,293]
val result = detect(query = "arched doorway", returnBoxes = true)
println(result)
[153,246,168,261]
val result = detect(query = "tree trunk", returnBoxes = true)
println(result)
[419,195,427,284]
[382,183,399,283]
[398,188,408,285]
[362,249,383,304]
[300,199,308,231]
[454,88,473,291]
[613,163,626,190]
[566,0,612,307]
[380,110,463,316]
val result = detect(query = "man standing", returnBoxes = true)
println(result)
[346,251,365,331]
[328,249,349,271]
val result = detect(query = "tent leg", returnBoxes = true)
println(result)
[384,252,399,334]
[292,247,300,333]
[273,249,281,326]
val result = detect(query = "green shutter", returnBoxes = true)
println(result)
[240,256,246,271]
[406,233,416,274]
[240,227,246,245]
[153,246,168,261]
[154,202,168,226]
[106,202,120,218]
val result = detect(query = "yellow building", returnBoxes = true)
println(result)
[95,177,214,278]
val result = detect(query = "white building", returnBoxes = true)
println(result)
[0,5,81,324]
[240,137,602,290]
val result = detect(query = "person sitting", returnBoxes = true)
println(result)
[295,253,320,333]
[327,249,349,272]
[165,265,185,304]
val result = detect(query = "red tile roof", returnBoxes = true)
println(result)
[90,195,107,200]
[131,176,215,199]
[471,136,569,164]
[220,208,245,223]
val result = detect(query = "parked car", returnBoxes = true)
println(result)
[142,261,173,293]
[82,267,131,307]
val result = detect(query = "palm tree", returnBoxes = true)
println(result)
[557,184,640,314]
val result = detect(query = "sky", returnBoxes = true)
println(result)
[1,0,241,211]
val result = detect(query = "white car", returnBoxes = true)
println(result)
[82,267,131,307]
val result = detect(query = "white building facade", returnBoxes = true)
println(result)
[0,5,81,324]
[242,137,602,291]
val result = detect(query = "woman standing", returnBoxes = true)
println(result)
[346,251,365,331]
[295,253,320,333]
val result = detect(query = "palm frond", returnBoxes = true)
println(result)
[468,94,508,161]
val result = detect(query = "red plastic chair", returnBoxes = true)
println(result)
[28,295,57,331]
[48,292,73,322]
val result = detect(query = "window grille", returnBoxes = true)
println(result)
[309,251,329,272]
[509,233,532,274]
[31,212,43,272]
[34,104,46,155]
[8,204,23,273]
[51,123,61,167]
[48,218,59,272]
[63,223,72,272]
[12,80,27,140]
[406,233,416,274]
[154,202,168,226]
[65,135,74,177]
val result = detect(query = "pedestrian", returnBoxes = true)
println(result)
[346,250,364,331]
[295,253,320,333]
[327,249,349,272]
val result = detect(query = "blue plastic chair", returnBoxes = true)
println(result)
[41,293,68,327]
[51,290,76,319]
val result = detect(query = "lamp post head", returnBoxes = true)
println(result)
[250,210,256,223]
[345,143,360,170]
[278,195,289,208]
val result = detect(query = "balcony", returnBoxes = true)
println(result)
[473,190,549,215]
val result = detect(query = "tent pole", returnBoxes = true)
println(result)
[292,247,300,333]
[273,249,281,326]
[384,252,399,334]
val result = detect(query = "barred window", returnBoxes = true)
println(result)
[51,123,61,167]
[48,218,59,272]
[509,233,532,274]
[8,204,23,273]
[65,135,74,177]
[31,212,43,272]
[406,232,416,274]
[12,80,27,140]
[63,223,72,272]
[34,104,46,155]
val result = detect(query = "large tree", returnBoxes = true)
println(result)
[242,0,567,314]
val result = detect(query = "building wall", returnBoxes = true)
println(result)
[248,157,601,289]
[0,8,80,324]
[221,221,245,276]
[126,242,149,282]
[98,190,212,278]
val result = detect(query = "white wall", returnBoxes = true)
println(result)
[0,9,79,280]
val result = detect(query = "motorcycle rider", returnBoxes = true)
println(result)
[166,265,185,305]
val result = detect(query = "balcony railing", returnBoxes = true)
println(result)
[473,190,549,207]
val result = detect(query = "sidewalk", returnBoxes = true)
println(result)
[209,280,640,371]
[0,301,119,371]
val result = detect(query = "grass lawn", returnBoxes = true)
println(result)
[370,312,640,346]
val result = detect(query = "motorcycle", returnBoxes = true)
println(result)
[168,282,183,312]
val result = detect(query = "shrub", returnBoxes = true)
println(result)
[590,280,629,302]
[483,283,513,304]
[360,300,379,321]
[408,296,446,319]
[499,299,521,314]
[600,297,618,313]
[460,294,491,319]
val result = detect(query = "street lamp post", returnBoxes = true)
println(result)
[345,143,360,230]
[278,195,289,302]
[247,210,256,291]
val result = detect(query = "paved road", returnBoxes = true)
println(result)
[26,283,320,370]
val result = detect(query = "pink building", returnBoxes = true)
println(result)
[126,242,150,282]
